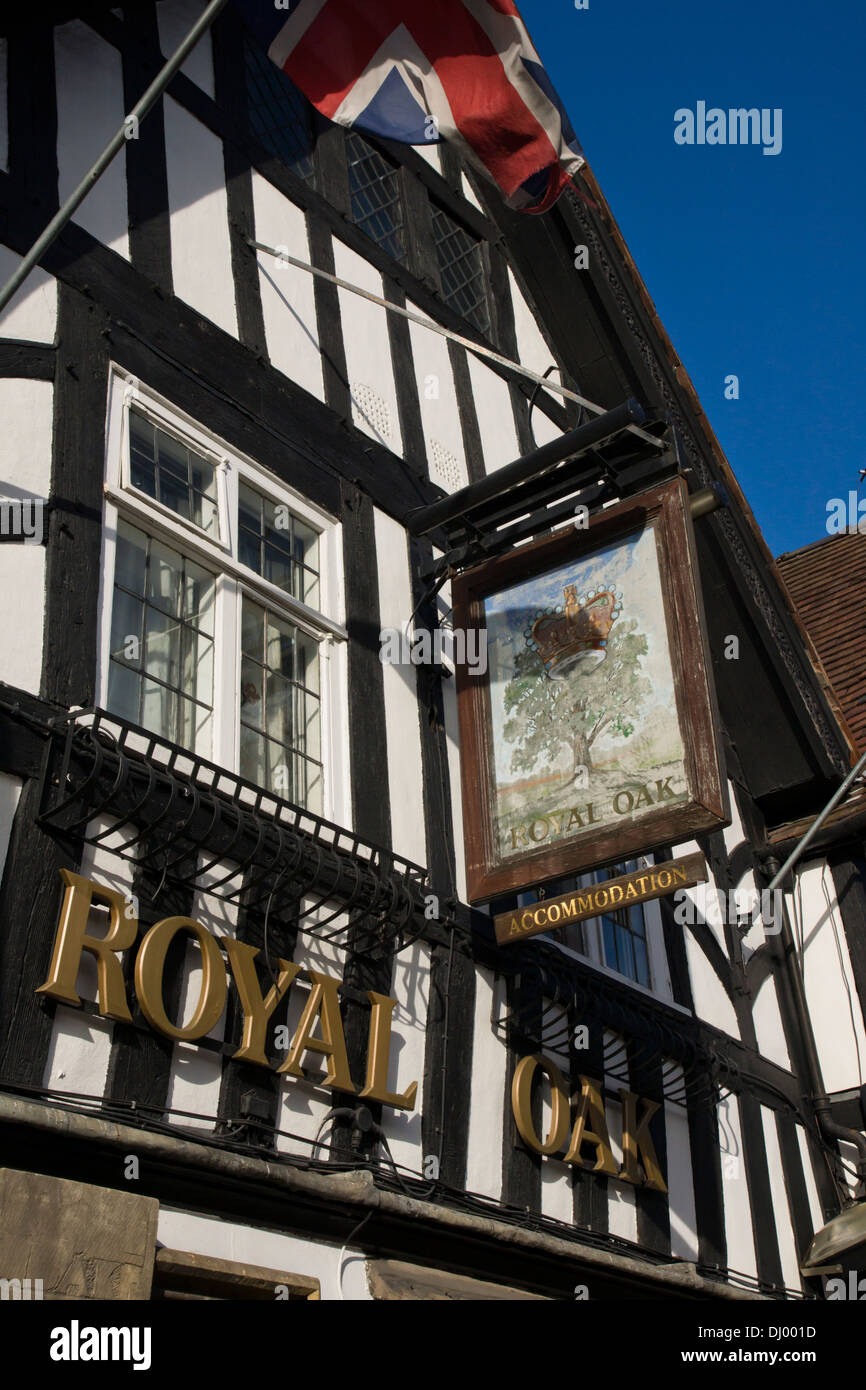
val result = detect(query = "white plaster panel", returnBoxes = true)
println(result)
[795,1124,824,1237]
[468,352,519,474]
[334,240,402,455]
[604,1031,637,1242]
[465,967,505,1201]
[0,545,45,693]
[55,22,129,258]
[379,940,429,1175]
[461,173,483,212]
[664,1067,698,1261]
[165,865,240,1133]
[0,773,21,880]
[274,917,352,1160]
[156,0,215,97]
[407,302,467,491]
[682,924,739,1037]
[43,1007,113,1099]
[761,1104,802,1291]
[373,508,426,866]
[0,378,53,500]
[164,98,237,338]
[0,246,56,342]
[719,1094,757,1281]
[251,174,324,402]
[789,858,866,1094]
[507,267,561,447]
[414,142,441,172]
[540,1010,574,1224]
[752,974,792,1072]
[157,1206,372,1299]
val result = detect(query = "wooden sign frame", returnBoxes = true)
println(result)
[453,477,728,902]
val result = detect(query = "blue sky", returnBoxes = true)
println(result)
[519,0,865,557]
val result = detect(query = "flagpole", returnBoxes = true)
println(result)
[0,0,229,316]
[249,238,664,451]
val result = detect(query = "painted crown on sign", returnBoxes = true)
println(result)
[525,584,623,679]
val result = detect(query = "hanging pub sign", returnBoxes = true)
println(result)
[453,478,728,902]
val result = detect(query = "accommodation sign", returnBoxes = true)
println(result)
[493,853,707,946]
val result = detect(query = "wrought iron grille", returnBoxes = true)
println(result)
[346,132,405,262]
[491,946,724,1108]
[431,205,490,336]
[38,710,431,954]
[243,36,316,186]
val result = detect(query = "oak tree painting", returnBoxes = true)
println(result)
[502,618,652,783]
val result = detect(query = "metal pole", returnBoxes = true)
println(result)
[766,745,866,897]
[249,237,665,451]
[407,397,647,537]
[0,0,229,315]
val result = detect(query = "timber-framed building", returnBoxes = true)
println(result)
[0,1,863,1301]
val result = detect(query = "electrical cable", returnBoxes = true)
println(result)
[337,1210,374,1301]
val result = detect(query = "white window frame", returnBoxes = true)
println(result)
[96,366,350,826]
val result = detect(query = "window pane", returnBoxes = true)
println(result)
[238,483,320,604]
[115,520,147,594]
[141,678,177,742]
[297,687,320,761]
[239,481,261,530]
[346,131,405,262]
[108,527,214,756]
[265,613,294,679]
[431,205,490,335]
[296,629,319,694]
[243,35,316,186]
[144,607,180,688]
[240,659,264,730]
[266,670,293,745]
[157,429,189,483]
[183,560,215,636]
[110,590,142,667]
[264,541,293,594]
[239,723,267,788]
[129,408,218,536]
[148,539,182,616]
[241,600,264,660]
[239,597,320,810]
[107,661,140,724]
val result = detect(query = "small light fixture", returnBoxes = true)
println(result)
[800,1201,866,1278]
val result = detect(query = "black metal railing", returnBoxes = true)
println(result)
[38,709,432,954]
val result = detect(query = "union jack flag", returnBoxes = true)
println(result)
[235,0,584,213]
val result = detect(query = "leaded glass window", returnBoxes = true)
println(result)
[431,204,490,335]
[239,597,322,812]
[129,409,220,538]
[108,519,215,755]
[346,131,405,262]
[243,36,316,186]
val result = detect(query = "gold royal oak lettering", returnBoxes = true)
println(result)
[36,870,418,1111]
[511,1054,667,1191]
